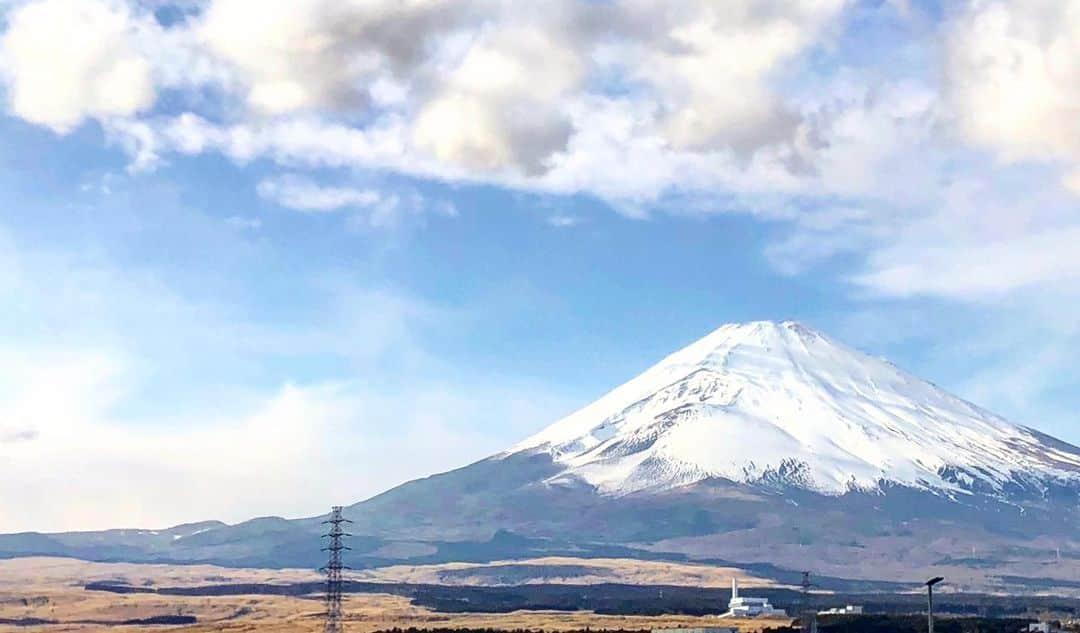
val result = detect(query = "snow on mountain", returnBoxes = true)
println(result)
[510,321,1080,498]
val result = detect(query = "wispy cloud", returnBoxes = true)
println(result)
[0,218,574,532]
[255,173,458,231]
[0,344,567,532]
[0,427,37,444]
[547,214,580,228]
[224,215,262,230]
[256,174,380,213]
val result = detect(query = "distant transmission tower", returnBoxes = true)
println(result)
[321,506,351,633]
[800,571,817,633]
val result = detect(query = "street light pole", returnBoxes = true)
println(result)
[926,577,944,633]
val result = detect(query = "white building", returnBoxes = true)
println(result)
[654,628,738,633]
[819,605,864,615]
[719,578,786,618]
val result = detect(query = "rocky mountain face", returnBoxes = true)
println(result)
[3,321,1078,592]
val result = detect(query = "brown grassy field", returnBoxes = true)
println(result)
[0,558,790,633]
[0,557,781,590]
[351,556,781,588]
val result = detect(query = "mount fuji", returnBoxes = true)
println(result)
[3,321,1078,590]
[509,320,1080,500]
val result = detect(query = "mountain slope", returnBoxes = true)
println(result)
[2,321,1077,590]
[509,321,1080,499]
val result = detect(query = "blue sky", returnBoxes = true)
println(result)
[1,0,1078,532]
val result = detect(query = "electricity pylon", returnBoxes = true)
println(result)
[321,506,351,633]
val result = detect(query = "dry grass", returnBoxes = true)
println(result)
[0,557,321,591]
[350,557,781,588]
[0,557,780,591]
[1,590,789,633]
[0,558,792,633]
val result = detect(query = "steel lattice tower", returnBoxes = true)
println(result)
[799,571,817,633]
[321,506,351,633]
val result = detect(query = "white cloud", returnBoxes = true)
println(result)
[129,47,1075,306]
[412,13,584,175]
[0,220,573,532]
[0,0,859,182]
[6,0,1075,219]
[0,428,37,444]
[151,114,411,170]
[191,0,850,174]
[0,341,551,532]
[619,1,848,153]
[196,0,466,114]
[257,174,380,212]
[104,118,164,171]
[0,346,324,531]
[945,1,1080,192]
[350,191,418,230]
[0,342,572,532]
[225,216,262,230]
[2,0,1075,308]
[255,173,453,230]
[547,214,580,228]
[854,226,1080,299]
[0,0,156,132]
[714,67,1080,302]
[1064,167,1080,194]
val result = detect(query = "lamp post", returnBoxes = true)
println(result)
[925,577,944,633]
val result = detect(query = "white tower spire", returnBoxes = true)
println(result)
[732,577,739,600]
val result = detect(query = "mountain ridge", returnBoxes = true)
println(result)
[1,320,1077,592]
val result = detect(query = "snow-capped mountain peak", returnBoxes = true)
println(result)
[511,321,1080,497]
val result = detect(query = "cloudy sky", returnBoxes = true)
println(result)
[1,0,1078,533]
